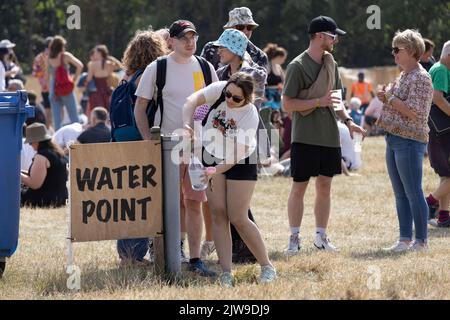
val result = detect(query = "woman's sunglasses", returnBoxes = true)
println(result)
[235,25,255,32]
[392,47,405,54]
[224,89,245,103]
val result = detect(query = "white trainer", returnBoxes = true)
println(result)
[314,233,339,252]
[200,241,216,260]
[428,219,438,227]
[218,272,234,288]
[259,265,277,284]
[409,241,429,252]
[283,234,301,256]
[383,241,410,252]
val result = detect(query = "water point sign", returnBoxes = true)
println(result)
[70,141,162,242]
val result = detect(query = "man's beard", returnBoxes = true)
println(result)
[321,40,334,52]
[322,44,334,52]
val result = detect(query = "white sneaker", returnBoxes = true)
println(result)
[314,233,339,252]
[259,265,277,284]
[218,271,234,288]
[383,241,410,252]
[283,234,301,256]
[200,241,216,260]
[428,219,438,227]
[409,241,429,252]
[180,240,189,263]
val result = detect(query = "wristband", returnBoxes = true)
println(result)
[315,98,320,108]
[344,118,353,125]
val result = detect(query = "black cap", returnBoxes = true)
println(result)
[308,16,346,36]
[169,20,198,38]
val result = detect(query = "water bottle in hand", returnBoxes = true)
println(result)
[189,154,208,191]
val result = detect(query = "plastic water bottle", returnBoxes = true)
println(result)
[353,133,363,153]
[188,154,208,191]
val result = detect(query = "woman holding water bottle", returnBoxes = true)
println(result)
[183,72,277,287]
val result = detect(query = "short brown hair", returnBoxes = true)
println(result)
[92,107,108,122]
[122,30,169,76]
[226,72,255,104]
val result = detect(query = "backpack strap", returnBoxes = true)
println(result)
[195,55,212,86]
[202,91,225,126]
[155,57,167,127]
[130,69,144,84]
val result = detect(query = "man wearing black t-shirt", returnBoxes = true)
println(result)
[77,107,111,144]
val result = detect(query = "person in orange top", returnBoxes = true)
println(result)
[351,71,375,114]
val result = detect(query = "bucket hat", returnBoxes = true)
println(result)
[213,29,248,58]
[223,7,259,29]
[24,123,52,144]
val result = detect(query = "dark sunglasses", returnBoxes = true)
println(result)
[235,25,255,32]
[224,89,245,103]
[392,47,405,54]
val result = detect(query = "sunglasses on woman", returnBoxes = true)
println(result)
[235,25,255,32]
[224,89,245,103]
[392,47,406,54]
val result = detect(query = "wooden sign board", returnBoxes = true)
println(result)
[70,141,163,242]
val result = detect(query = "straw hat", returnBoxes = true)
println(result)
[24,123,52,144]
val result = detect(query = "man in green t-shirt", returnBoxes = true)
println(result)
[282,16,366,254]
[425,40,450,228]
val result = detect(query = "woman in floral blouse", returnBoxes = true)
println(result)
[377,29,434,252]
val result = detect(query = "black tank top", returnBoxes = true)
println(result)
[22,147,68,208]
[267,71,283,87]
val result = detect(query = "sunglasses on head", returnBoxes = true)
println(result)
[224,89,245,103]
[235,25,255,32]
[392,47,405,54]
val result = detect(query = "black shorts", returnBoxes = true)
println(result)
[202,148,257,181]
[42,92,51,109]
[291,143,342,182]
[428,132,450,177]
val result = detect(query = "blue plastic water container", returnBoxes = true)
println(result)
[0,91,34,258]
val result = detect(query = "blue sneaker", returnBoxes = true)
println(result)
[188,259,217,277]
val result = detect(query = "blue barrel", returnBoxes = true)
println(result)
[0,91,34,259]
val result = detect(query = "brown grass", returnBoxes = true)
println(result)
[1,136,450,300]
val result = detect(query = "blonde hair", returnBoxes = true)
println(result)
[122,30,169,76]
[392,29,425,61]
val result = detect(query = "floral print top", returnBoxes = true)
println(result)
[377,65,434,143]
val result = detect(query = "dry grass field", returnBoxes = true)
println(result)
[1,136,450,300]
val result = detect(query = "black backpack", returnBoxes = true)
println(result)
[110,55,212,141]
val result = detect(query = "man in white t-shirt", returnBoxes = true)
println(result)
[135,20,218,277]
[53,122,83,152]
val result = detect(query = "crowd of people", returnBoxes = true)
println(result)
[0,6,449,286]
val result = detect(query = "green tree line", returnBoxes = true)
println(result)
[1,0,449,73]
